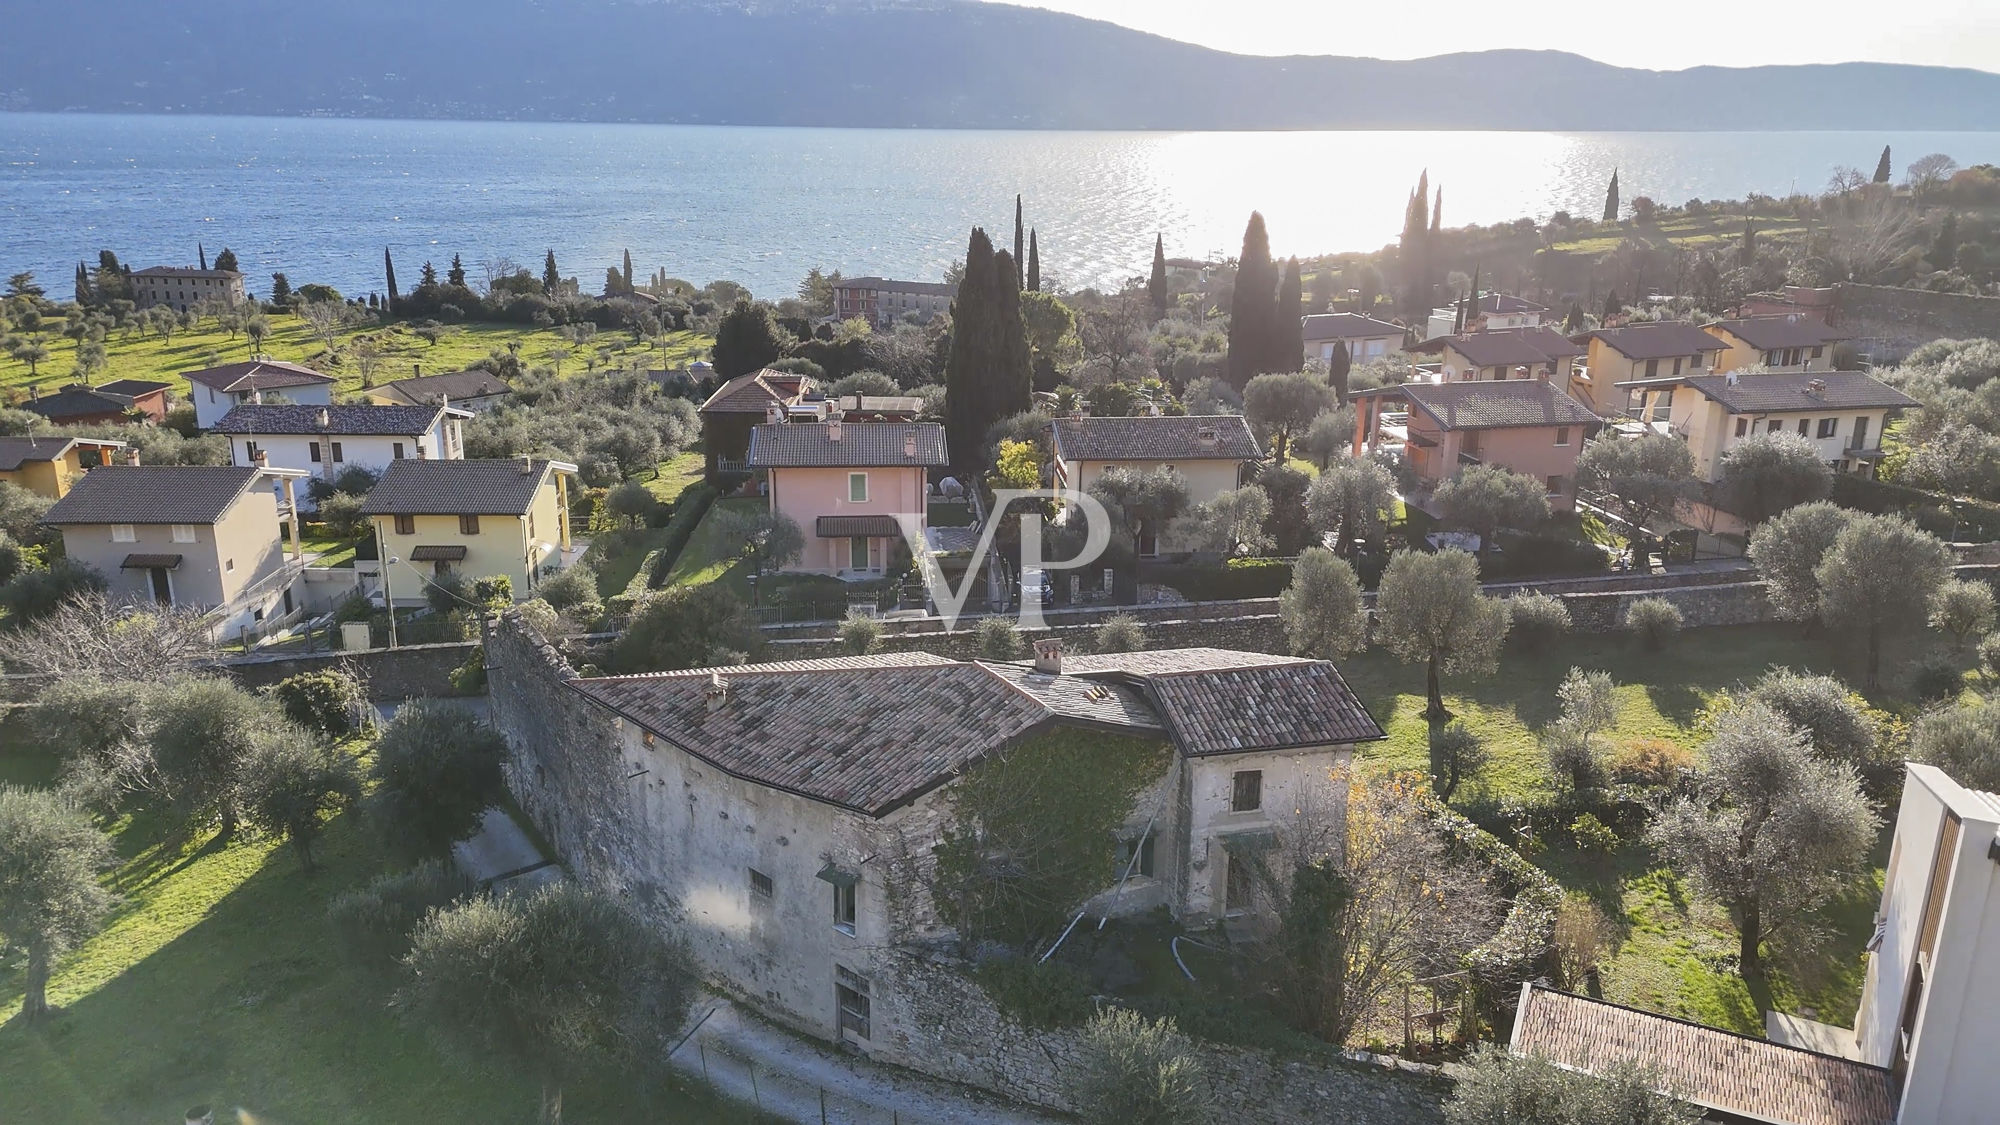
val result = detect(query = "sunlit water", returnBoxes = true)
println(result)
[3,113,1997,300]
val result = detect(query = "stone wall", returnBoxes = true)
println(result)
[1835,283,2000,360]
[871,949,1450,1123]
[213,639,480,699]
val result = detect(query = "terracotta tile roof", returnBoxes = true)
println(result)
[1052,415,1264,462]
[588,652,960,682]
[1577,322,1727,361]
[133,266,241,279]
[213,403,450,436]
[698,369,814,415]
[0,436,113,471]
[1401,380,1600,430]
[979,661,1164,731]
[749,422,947,468]
[1416,326,1583,368]
[816,515,906,538]
[1301,313,1405,341]
[44,465,263,525]
[1709,316,1848,351]
[373,368,511,405]
[1512,986,1896,1125]
[1142,662,1386,754]
[1055,648,1307,676]
[360,458,566,516]
[1677,372,1918,415]
[182,360,335,392]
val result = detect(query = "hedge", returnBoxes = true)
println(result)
[1140,556,1294,600]
[1834,474,2000,541]
[636,481,719,592]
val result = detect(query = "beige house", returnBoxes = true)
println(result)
[1423,291,1547,339]
[1300,313,1405,365]
[1570,322,1728,418]
[0,436,129,499]
[491,630,1385,1059]
[1409,326,1583,386]
[1050,415,1264,556]
[1619,370,1918,481]
[1705,316,1849,373]
[366,368,512,413]
[360,458,576,604]
[43,464,306,637]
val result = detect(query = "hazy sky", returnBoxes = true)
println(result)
[995,0,2000,72]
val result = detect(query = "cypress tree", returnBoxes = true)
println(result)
[74,262,91,307]
[1934,212,1958,270]
[1276,257,1304,372]
[1603,169,1620,222]
[1027,230,1040,292]
[384,247,399,314]
[1564,302,1586,333]
[1328,340,1351,403]
[991,248,1033,427]
[1228,211,1278,388]
[542,250,560,296]
[944,228,998,477]
[448,254,467,288]
[198,243,208,270]
[1740,220,1758,267]
[1013,196,1025,289]
[1427,186,1443,315]
[1874,145,1893,184]
[622,249,635,292]
[421,261,438,287]
[1149,233,1168,321]
[1602,288,1621,321]
[1400,172,1430,316]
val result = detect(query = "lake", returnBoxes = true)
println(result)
[3,113,1997,301]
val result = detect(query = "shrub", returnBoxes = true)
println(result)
[1981,631,2000,681]
[239,735,362,872]
[0,559,106,627]
[1909,654,1966,702]
[1094,614,1147,654]
[326,858,474,973]
[471,574,513,608]
[603,479,657,528]
[838,612,883,656]
[1551,897,1615,993]
[1430,721,1489,801]
[267,668,368,737]
[425,570,470,615]
[1622,597,1683,650]
[1568,812,1619,852]
[516,598,558,639]
[1446,1046,1703,1125]
[535,562,602,618]
[643,482,719,590]
[450,647,487,693]
[1507,592,1571,653]
[367,700,509,858]
[973,957,1094,1030]
[1611,738,1693,786]
[977,616,1024,660]
[1546,724,1605,792]
[1930,578,1997,649]
[1064,1008,1212,1125]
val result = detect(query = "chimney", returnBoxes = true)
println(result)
[903,430,918,459]
[413,363,421,377]
[827,418,842,443]
[704,672,729,712]
[124,448,141,466]
[764,403,782,425]
[519,452,534,475]
[1807,378,1827,398]
[253,449,269,468]
[317,407,330,429]
[1196,425,1219,450]
[1033,638,1063,675]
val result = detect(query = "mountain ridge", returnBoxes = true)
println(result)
[2,0,1997,130]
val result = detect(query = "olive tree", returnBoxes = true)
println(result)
[1446,1047,1702,1125]
[0,786,117,1021]
[368,700,510,858]
[241,736,362,873]
[712,506,805,582]
[147,676,280,839]
[1295,406,1359,471]
[1573,434,1694,550]
[1305,456,1399,558]
[1912,699,2000,791]
[1815,513,1953,688]
[1930,578,1997,650]
[1064,1008,1212,1125]
[1747,500,1855,624]
[1169,484,1273,557]
[1279,548,1368,659]
[1242,371,1335,462]
[1375,549,1511,723]
[1746,668,1879,772]
[401,884,700,1125]
[1715,431,1833,525]
[1434,465,1550,559]
[1649,702,1876,976]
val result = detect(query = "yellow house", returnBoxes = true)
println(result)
[1050,415,1263,555]
[0,436,130,499]
[1619,371,1918,482]
[1570,322,1728,418]
[1704,316,1848,374]
[361,458,576,605]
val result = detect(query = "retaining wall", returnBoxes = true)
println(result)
[213,640,480,699]
[1834,283,2000,359]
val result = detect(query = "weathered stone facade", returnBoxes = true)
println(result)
[215,639,479,698]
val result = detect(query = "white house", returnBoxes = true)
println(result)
[1424,292,1547,339]
[1300,313,1405,366]
[1618,370,1918,482]
[214,403,469,486]
[184,360,337,430]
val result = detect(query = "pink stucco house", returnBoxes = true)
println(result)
[748,419,949,577]
[1367,380,1600,512]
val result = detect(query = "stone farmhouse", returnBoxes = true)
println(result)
[488,620,1384,1061]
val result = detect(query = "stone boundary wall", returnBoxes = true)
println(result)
[868,949,1452,1123]
[1835,283,2000,359]
[212,640,480,699]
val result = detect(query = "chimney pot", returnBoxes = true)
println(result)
[903,430,918,458]
[1033,639,1063,675]
[317,407,330,428]
[253,449,269,467]
[125,448,141,466]
[704,672,729,711]
[765,403,782,424]
[827,418,842,442]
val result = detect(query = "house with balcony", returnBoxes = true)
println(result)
[1570,322,1728,418]
[749,420,947,578]
[1407,326,1584,386]
[1050,415,1264,555]
[1706,315,1849,373]
[1423,291,1547,339]
[0,436,130,499]
[1301,313,1405,366]
[698,368,819,480]
[360,458,577,603]
[1618,370,1918,481]
[184,360,337,430]
[42,464,308,638]
[1358,380,1599,511]
[490,629,1385,1063]
[366,367,513,413]
[215,403,468,490]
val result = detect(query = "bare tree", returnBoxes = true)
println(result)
[300,300,350,348]
[1821,194,1922,283]
[1906,153,1960,201]
[2,592,215,681]
[1825,166,1868,198]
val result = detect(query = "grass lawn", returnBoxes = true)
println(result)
[662,498,763,597]
[0,314,712,398]
[644,450,706,506]
[296,530,362,569]
[1343,622,1919,1036]
[0,727,765,1124]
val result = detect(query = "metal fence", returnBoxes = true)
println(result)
[681,1033,939,1125]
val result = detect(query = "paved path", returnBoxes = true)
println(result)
[669,1000,1059,1125]
[451,807,561,892]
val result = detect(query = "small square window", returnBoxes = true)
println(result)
[1231,770,1263,813]
[1547,475,1565,494]
[1117,834,1156,879]
[460,514,481,535]
[331,442,344,463]
[393,514,415,536]
[749,869,774,899]
[848,472,868,503]
[1811,345,1824,360]
[1554,426,1571,446]
[171,524,196,543]
[111,524,136,543]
